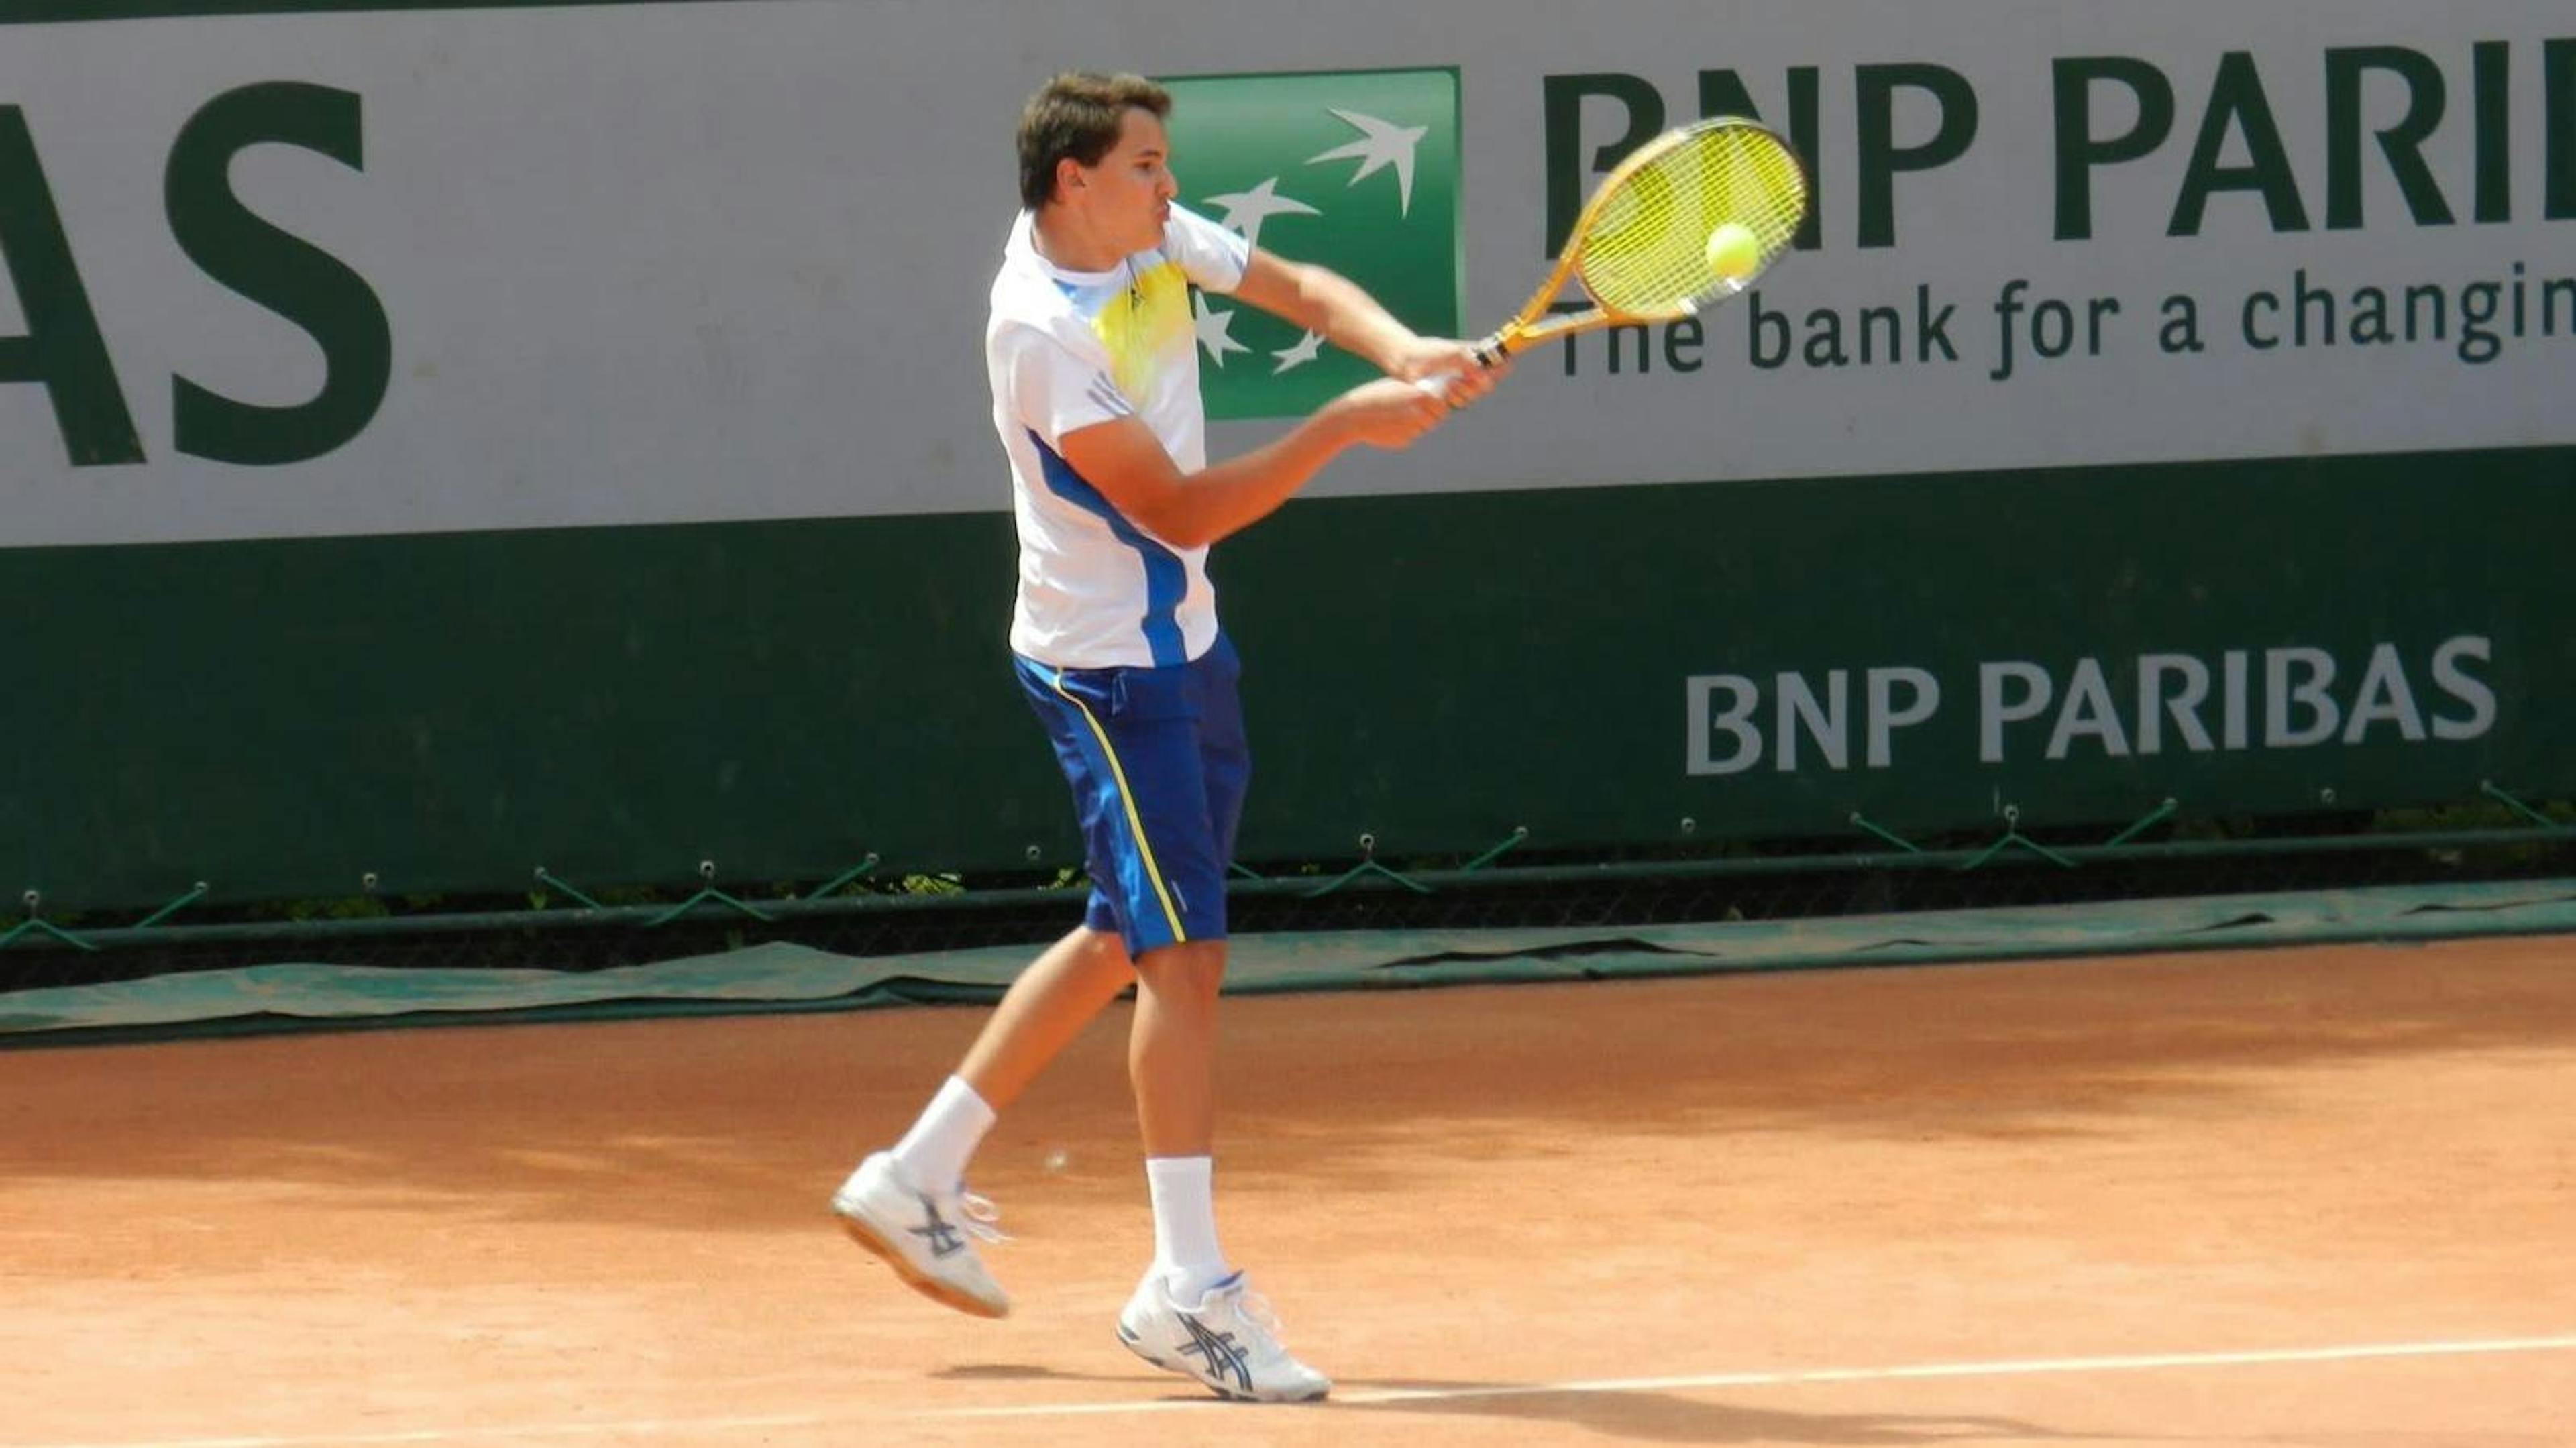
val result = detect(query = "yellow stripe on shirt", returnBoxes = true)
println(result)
[1092,260,1191,405]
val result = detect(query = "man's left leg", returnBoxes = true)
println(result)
[1112,936,1330,1402]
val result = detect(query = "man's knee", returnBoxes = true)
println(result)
[1132,938,1226,991]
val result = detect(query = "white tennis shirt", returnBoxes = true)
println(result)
[986,204,1251,670]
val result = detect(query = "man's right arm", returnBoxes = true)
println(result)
[1055,378,1451,551]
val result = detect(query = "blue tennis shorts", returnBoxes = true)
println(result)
[1013,633,1248,958]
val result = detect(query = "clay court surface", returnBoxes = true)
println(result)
[4,934,2571,1447]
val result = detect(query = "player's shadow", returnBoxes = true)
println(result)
[1333,1381,2086,1445]
[930,1366,2087,1444]
[931,1363,1165,1385]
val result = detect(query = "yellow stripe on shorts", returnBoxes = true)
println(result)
[1050,668,1187,944]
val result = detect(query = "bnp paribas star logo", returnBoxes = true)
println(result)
[1159,68,1462,421]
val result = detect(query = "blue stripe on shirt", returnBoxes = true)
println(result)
[1030,430,1187,667]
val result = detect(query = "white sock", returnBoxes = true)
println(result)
[1146,1155,1229,1303]
[888,1075,995,1191]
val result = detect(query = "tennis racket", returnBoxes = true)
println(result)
[1472,117,1809,364]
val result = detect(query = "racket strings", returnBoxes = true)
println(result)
[1575,125,1807,314]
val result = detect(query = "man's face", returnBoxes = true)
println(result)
[1075,107,1177,252]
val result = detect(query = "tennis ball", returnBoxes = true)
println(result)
[1705,222,1762,283]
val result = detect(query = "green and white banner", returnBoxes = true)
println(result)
[2,0,2569,545]
[1,1,2569,911]
[1160,68,1461,421]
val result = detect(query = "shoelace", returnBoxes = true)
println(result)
[1213,1280,1287,1343]
[953,1189,1011,1245]
[1242,1286,1282,1331]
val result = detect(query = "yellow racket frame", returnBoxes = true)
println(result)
[1477,117,1809,362]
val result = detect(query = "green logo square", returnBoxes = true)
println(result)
[1159,68,1463,421]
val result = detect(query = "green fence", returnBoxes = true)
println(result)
[3,443,2568,917]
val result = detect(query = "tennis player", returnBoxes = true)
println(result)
[832,70,1501,1402]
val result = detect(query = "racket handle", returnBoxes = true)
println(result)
[1415,333,1509,397]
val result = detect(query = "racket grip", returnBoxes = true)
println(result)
[1418,333,1508,396]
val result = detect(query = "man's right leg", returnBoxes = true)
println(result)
[833,924,1134,1318]
[837,655,1159,1318]
[958,924,1135,1110]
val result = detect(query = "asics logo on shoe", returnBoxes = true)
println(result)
[1177,1313,1250,1394]
[910,1197,968,1258]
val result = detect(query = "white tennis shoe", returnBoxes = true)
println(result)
[830,1151,1010,1318]
[1116,1270,1331,1402]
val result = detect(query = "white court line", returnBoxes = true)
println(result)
[13,1335,2575,1446]
[926,1333,2576,1420]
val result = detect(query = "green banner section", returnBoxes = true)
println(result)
[3,446,2569,911]
[1159,68,1463,421]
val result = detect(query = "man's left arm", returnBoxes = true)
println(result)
[1230,249,1502,398]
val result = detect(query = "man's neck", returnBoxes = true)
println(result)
[1029,209,1128,274]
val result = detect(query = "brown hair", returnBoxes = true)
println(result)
[1016,72,1171,211]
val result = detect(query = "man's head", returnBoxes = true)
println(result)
[1017,72,1175,249]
